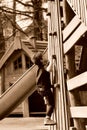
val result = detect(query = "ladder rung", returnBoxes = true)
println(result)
[64,23,87,54]
[63,15,81,42]
[70,106,87,118]
[67,71,87,91]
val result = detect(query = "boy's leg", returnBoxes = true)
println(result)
[43,93,56,125]
[44,104,56,125]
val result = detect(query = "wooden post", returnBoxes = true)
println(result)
[22,98,29,117]
[21,53,30,117]
[0,68,5,94]
[47,1,60,130]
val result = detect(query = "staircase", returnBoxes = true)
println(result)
[63,0,87,130]
[22,39,47,53]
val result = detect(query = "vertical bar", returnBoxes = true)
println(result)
[81,0,85,23]
[85,0,87,25]
[78,0,81,19]
[73,0,75,10]
[55,0,69,130]
[48,1,60,130]
[83,0,87,25]
[48,0,52,59]
[51,0,56,55]
[75,0,78,13]
[71,0,72,5]
[72,0,74,8]
[77,0,80,18]
[69,0,71,4]
[71,0,73,6]
[80,0,84,22]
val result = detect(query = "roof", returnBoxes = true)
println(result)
[0,35,48,69]
[0,36,34,69]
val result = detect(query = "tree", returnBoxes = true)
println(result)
[0,0,48,41]
[0,1,5,58]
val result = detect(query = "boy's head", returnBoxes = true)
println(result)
[33,52,43,66]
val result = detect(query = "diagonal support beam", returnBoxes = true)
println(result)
[67,71,87,91]
[63,15,81,42]
[64,23,87,54]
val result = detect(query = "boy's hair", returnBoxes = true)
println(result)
[33,52,43,66]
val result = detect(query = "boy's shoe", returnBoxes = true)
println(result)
[44,118,56,125]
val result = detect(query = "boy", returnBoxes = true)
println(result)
[33,52,56,125]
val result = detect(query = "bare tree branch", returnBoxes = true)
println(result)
[0,7,33,18]
[15,0,33,7]
[15,0,47,12]
[4,13,29,37]
[3,6,34,14]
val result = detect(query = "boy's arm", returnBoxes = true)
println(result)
[46,55,56,72]
[46,61,53,72]
[46,55,59,88]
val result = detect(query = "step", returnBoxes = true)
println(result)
[70,106,87,118]
[0,117,49,130]
[22,40,47,52]
[63,15,81,42]
[67,71,87,91]
[64,23,87,54]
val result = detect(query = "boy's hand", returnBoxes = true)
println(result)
[54,83,59,88]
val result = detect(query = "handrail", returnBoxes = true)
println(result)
[67,0,87,26]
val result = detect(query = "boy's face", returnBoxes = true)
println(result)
[40,58,48,67]
[40,57,44,64]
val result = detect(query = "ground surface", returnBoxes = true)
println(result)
[0,117,49,130]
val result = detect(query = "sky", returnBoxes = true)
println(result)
[2,0,48,30]
[2,0,33,30]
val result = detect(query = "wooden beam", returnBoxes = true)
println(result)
[21,42,34,61]
[70,106,87,118]
[22,98,29,117]
[67,71,87,91]
[63,15,81,42]
[0,42,14,69]
[64,23,87,54]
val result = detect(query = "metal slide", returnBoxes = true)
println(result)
[0,49,47,120]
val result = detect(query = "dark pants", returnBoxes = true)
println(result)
[37,88,55,117]
[43,90,55,117]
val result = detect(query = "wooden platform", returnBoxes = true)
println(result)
[0,117,49,130]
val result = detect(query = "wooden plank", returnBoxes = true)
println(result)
[14,36,22,50]
[63,15,81,42]
[67,71,87,91]
[21,42,34,60]
[70,106,87,118]
[0,117,49,130]
[64,23,87,54]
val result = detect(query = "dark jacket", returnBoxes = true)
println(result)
[36,67,52,96]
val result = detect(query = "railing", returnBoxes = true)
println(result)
[67,0,87,25]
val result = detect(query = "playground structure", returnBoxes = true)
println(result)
[0,0,87,130]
